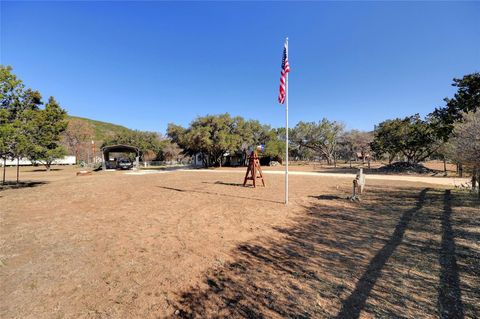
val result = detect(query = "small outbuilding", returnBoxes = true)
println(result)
[102,145,141,170]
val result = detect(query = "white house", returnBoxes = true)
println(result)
[0,156,76,166]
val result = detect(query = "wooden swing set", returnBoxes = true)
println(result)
[243,151,265,187]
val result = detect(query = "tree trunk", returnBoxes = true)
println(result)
[472,166,478,192]
[46,163,51,172]
[2,158,6,185]
[16,158,19,184]
[202,155,208,168]
[326,154,334,166]
[477,168,480,199]
[389,154,394,164]
[443,157,447,176]
[459,163,463,177]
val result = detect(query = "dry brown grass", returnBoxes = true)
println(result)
[0,166,478,318]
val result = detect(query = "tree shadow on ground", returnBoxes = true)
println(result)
[156,186,282,204]
[309,195,344,200]
[171,187,479,318]
[0,181,48,191]
[437,190,464,319]
[201,181,245,187]
[335,188,428,318]
[30,168,63,172]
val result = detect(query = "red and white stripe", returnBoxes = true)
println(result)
[278,41,290,104]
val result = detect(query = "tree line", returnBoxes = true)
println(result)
[1,65,184,185]
[1,66,68,184]
[2,64,478,191]
[166,114,374,167]
[166,72,479,192]
[167,114,285,167]
[371,73,479,189]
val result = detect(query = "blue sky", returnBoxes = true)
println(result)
[1,1,479,134]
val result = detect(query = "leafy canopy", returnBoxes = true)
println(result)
[371,114,441,164]
[430,72,480,140]
[290,119,344,164]
[167,113,285,166]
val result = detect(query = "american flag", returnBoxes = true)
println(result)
[278,39,290,104]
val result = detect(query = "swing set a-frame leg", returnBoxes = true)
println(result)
[243,165,251,186]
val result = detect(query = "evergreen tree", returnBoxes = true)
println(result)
[28,97,68,171]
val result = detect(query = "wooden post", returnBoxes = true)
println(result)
[357,168,365,194]
[243,151,265,188]
[350,168,365,201]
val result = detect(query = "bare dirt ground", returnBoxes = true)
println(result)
[0,166,478,318]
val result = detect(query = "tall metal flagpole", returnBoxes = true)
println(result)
[285,37,289,205]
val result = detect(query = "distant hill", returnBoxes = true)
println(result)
[67,115,133,141]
